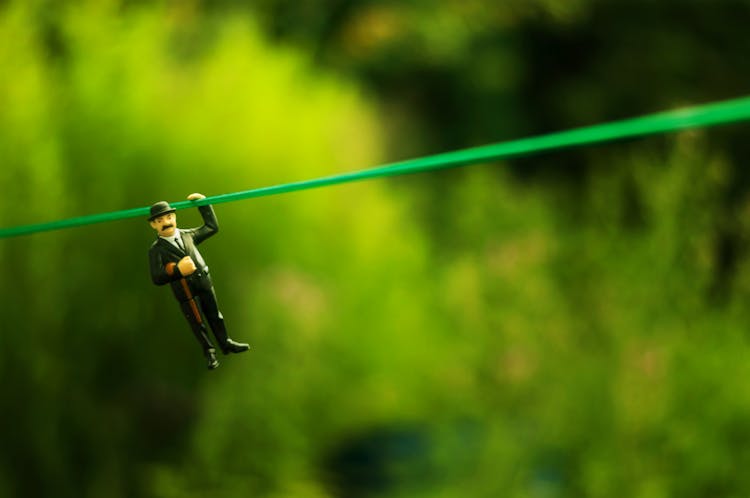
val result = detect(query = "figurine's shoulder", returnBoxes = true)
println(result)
[149,238,163,251]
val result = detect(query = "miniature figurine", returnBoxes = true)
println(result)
[148,193,249,369]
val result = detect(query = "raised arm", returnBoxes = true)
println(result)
[187,192,219,245]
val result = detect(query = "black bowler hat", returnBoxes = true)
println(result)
[148,201,176,221]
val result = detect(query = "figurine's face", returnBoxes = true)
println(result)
[150,212,177,237]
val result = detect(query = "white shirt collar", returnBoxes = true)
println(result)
[159,228,181,244]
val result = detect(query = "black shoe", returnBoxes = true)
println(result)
[205,349,219,369]
[221,339,250,355]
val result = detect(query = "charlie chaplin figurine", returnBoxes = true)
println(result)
[148,193,249,369]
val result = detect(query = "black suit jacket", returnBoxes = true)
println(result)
[149,205,219,302]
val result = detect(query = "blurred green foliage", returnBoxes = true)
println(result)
[2,1,750,497]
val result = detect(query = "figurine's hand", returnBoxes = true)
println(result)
[187,193,206,201]
[177,256,197,276]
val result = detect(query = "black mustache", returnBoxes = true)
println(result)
[161,224,174,230]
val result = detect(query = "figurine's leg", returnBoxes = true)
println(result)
[197,287,249,355]
[179,299,215,352]
[195,288,228,345]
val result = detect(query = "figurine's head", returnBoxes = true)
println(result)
[148,201,177,237]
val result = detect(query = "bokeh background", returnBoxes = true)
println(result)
[2,1,750,497]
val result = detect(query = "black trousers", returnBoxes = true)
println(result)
[179,285,229,353]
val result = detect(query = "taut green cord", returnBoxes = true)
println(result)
[3,95,750,239]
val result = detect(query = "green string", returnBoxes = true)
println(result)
[3,94,750,239]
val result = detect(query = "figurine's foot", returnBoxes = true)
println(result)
[205,349,219,369]
[221,339,250,355]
